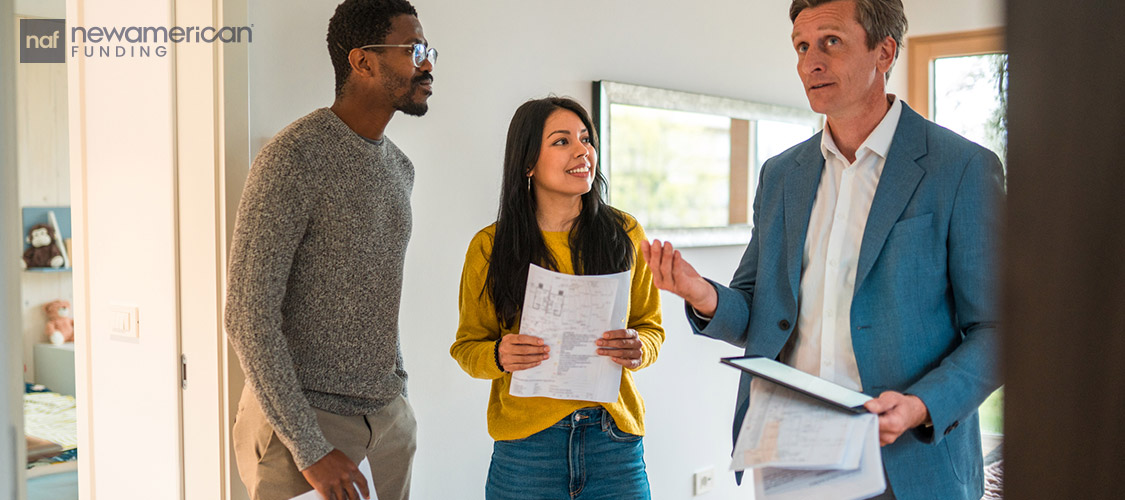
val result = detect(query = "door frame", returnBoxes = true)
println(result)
[2,1,29,498]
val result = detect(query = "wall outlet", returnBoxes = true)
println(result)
[693,466,716,496]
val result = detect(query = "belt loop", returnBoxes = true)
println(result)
[600,407,609,431]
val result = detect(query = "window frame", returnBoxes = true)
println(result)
[907,28,1006,119]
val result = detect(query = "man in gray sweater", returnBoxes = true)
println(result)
[226,1,435,499]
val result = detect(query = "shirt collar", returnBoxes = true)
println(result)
[820,95,903,163]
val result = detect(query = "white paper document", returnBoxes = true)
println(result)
[734,377,885,500]
[509,264,630,403]
[290,457,378,500]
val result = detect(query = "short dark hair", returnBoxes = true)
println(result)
[326,0,418,97]
[790,0,908,69]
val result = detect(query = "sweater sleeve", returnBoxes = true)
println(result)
[625,220,664,371]
[450,229,507,380]
[224,140,334,470]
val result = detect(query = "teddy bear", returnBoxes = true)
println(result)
[44,299,75,345]
[22,224,64,269]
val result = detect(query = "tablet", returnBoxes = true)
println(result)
[721,355,872,413]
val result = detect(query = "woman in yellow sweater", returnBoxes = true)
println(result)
[450,97,664,500]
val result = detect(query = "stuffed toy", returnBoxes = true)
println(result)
[44,300,75,345]
[22,224,64,269]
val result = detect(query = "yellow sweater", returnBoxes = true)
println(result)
[450,217,664,441]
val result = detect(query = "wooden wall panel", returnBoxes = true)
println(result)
[14,16,72,383]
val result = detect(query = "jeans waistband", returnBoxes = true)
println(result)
[551,407,610,429]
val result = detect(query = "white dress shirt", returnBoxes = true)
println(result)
[783,97,904,391]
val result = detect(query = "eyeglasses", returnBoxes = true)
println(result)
[359,43,438,68]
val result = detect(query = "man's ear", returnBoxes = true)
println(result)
[348,48,379,80]
[876,36,897,75]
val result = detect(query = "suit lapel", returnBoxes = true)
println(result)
[783,136,825,300]
[853,104,928,293]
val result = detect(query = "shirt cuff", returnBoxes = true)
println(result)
[690,306,713,322]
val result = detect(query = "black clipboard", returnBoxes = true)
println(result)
[721,355,872,414]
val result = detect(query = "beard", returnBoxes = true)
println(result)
[395,92,429,117]
[382,65,432,117]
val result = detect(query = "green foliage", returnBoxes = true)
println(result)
[608,105,731,228]
[979,387,1004,434]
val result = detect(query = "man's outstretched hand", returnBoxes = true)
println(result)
[640,239,718,316]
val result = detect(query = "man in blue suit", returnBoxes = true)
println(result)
[642,0,1003,498]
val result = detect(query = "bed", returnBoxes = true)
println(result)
[24,382,78,478]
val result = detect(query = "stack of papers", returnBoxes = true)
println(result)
[732,378,886,500]
[509,264,631,403]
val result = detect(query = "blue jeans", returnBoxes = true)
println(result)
[486,407,651,500]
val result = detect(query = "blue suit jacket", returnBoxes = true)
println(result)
[690,103,1003,500]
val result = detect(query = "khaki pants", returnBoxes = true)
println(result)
[233,389,417,500]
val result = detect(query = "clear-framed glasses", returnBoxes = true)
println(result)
[359,43,438,68]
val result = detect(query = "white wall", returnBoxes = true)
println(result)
[243,1,1003,499]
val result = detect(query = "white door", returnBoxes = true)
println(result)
[67,0,184,493]
[67,0,235,498]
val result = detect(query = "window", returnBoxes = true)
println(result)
[593,81,821,247]
[909,28,1007,444]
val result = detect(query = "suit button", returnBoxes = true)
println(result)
[944,421,960,435]
[778,319,791,330]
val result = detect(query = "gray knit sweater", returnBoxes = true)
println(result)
[226,108,413,469]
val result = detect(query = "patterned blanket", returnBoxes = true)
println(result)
[24,383,78,468]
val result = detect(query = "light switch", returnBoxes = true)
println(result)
[109,304,139,339]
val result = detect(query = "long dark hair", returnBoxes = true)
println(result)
[485,97,635,329]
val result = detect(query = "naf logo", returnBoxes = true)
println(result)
[20,19,66,63]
